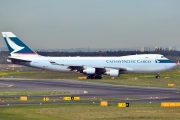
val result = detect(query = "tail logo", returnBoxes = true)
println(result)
[5,34,24,54]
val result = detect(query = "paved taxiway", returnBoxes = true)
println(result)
[0,78,180,106]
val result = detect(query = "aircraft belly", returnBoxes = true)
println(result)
[131,63,174,73]
[30,60,70,72]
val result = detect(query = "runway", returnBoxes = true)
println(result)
[0,78,180,106]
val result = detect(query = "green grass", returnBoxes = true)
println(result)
[0,71,80,79]
[0,90,70,102]
[0,104,180,120]
[0,90,69,96]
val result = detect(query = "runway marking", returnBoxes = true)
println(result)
[0,83,14,88]
[8,84,13,87]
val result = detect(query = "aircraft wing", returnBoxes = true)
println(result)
[49,61,134,72]
[58,63,133,72]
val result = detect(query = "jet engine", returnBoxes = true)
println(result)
[83,68,96,75]
[105,69,119,77]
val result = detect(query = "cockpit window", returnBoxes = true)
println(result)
[161,56,165,58]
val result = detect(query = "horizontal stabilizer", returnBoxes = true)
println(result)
[8,58,32,62]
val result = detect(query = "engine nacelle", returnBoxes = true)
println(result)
[105,69,119,77]
[83,68,96,75]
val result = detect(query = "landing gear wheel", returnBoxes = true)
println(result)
[87,75,102,80]
[95,75,102,79]
[155,75,160,79]
[87,75,94,79]
[87,76,90,79]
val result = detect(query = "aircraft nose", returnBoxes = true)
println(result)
[169,62,177,69]
[173,63,177,68]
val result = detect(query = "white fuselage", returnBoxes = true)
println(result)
[11,54,176,74]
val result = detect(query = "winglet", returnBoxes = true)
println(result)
[2,32,38,57]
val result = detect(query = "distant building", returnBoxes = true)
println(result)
[165,48,169,51]
[141,47,149,52]
[141,47,145,52]
[155,46,162,51]
[169,46,175,51]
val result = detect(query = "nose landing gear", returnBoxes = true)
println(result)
[155,74,160,79]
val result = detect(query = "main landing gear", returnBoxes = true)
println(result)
[155,74,160,79]
[87,74,102,79]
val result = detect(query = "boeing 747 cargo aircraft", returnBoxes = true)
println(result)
[2,32,176,79]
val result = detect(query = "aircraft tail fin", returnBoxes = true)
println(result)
[2,32,38,56]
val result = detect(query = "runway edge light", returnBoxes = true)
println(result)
[161,102,180,107]
[168,84,174,87]
[118,102,129,107]
[74,96,80,100]
[63,96,80,100]
[78,76,87,80]
[100,101,108,106]
[20,96,28,101]
[43,97,49,101]
[63,96,71,100]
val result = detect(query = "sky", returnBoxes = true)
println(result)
[0,0,180,50]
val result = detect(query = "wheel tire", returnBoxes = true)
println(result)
[91,76,94,79]
[156,75,160,79]
[97,76,102,79]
